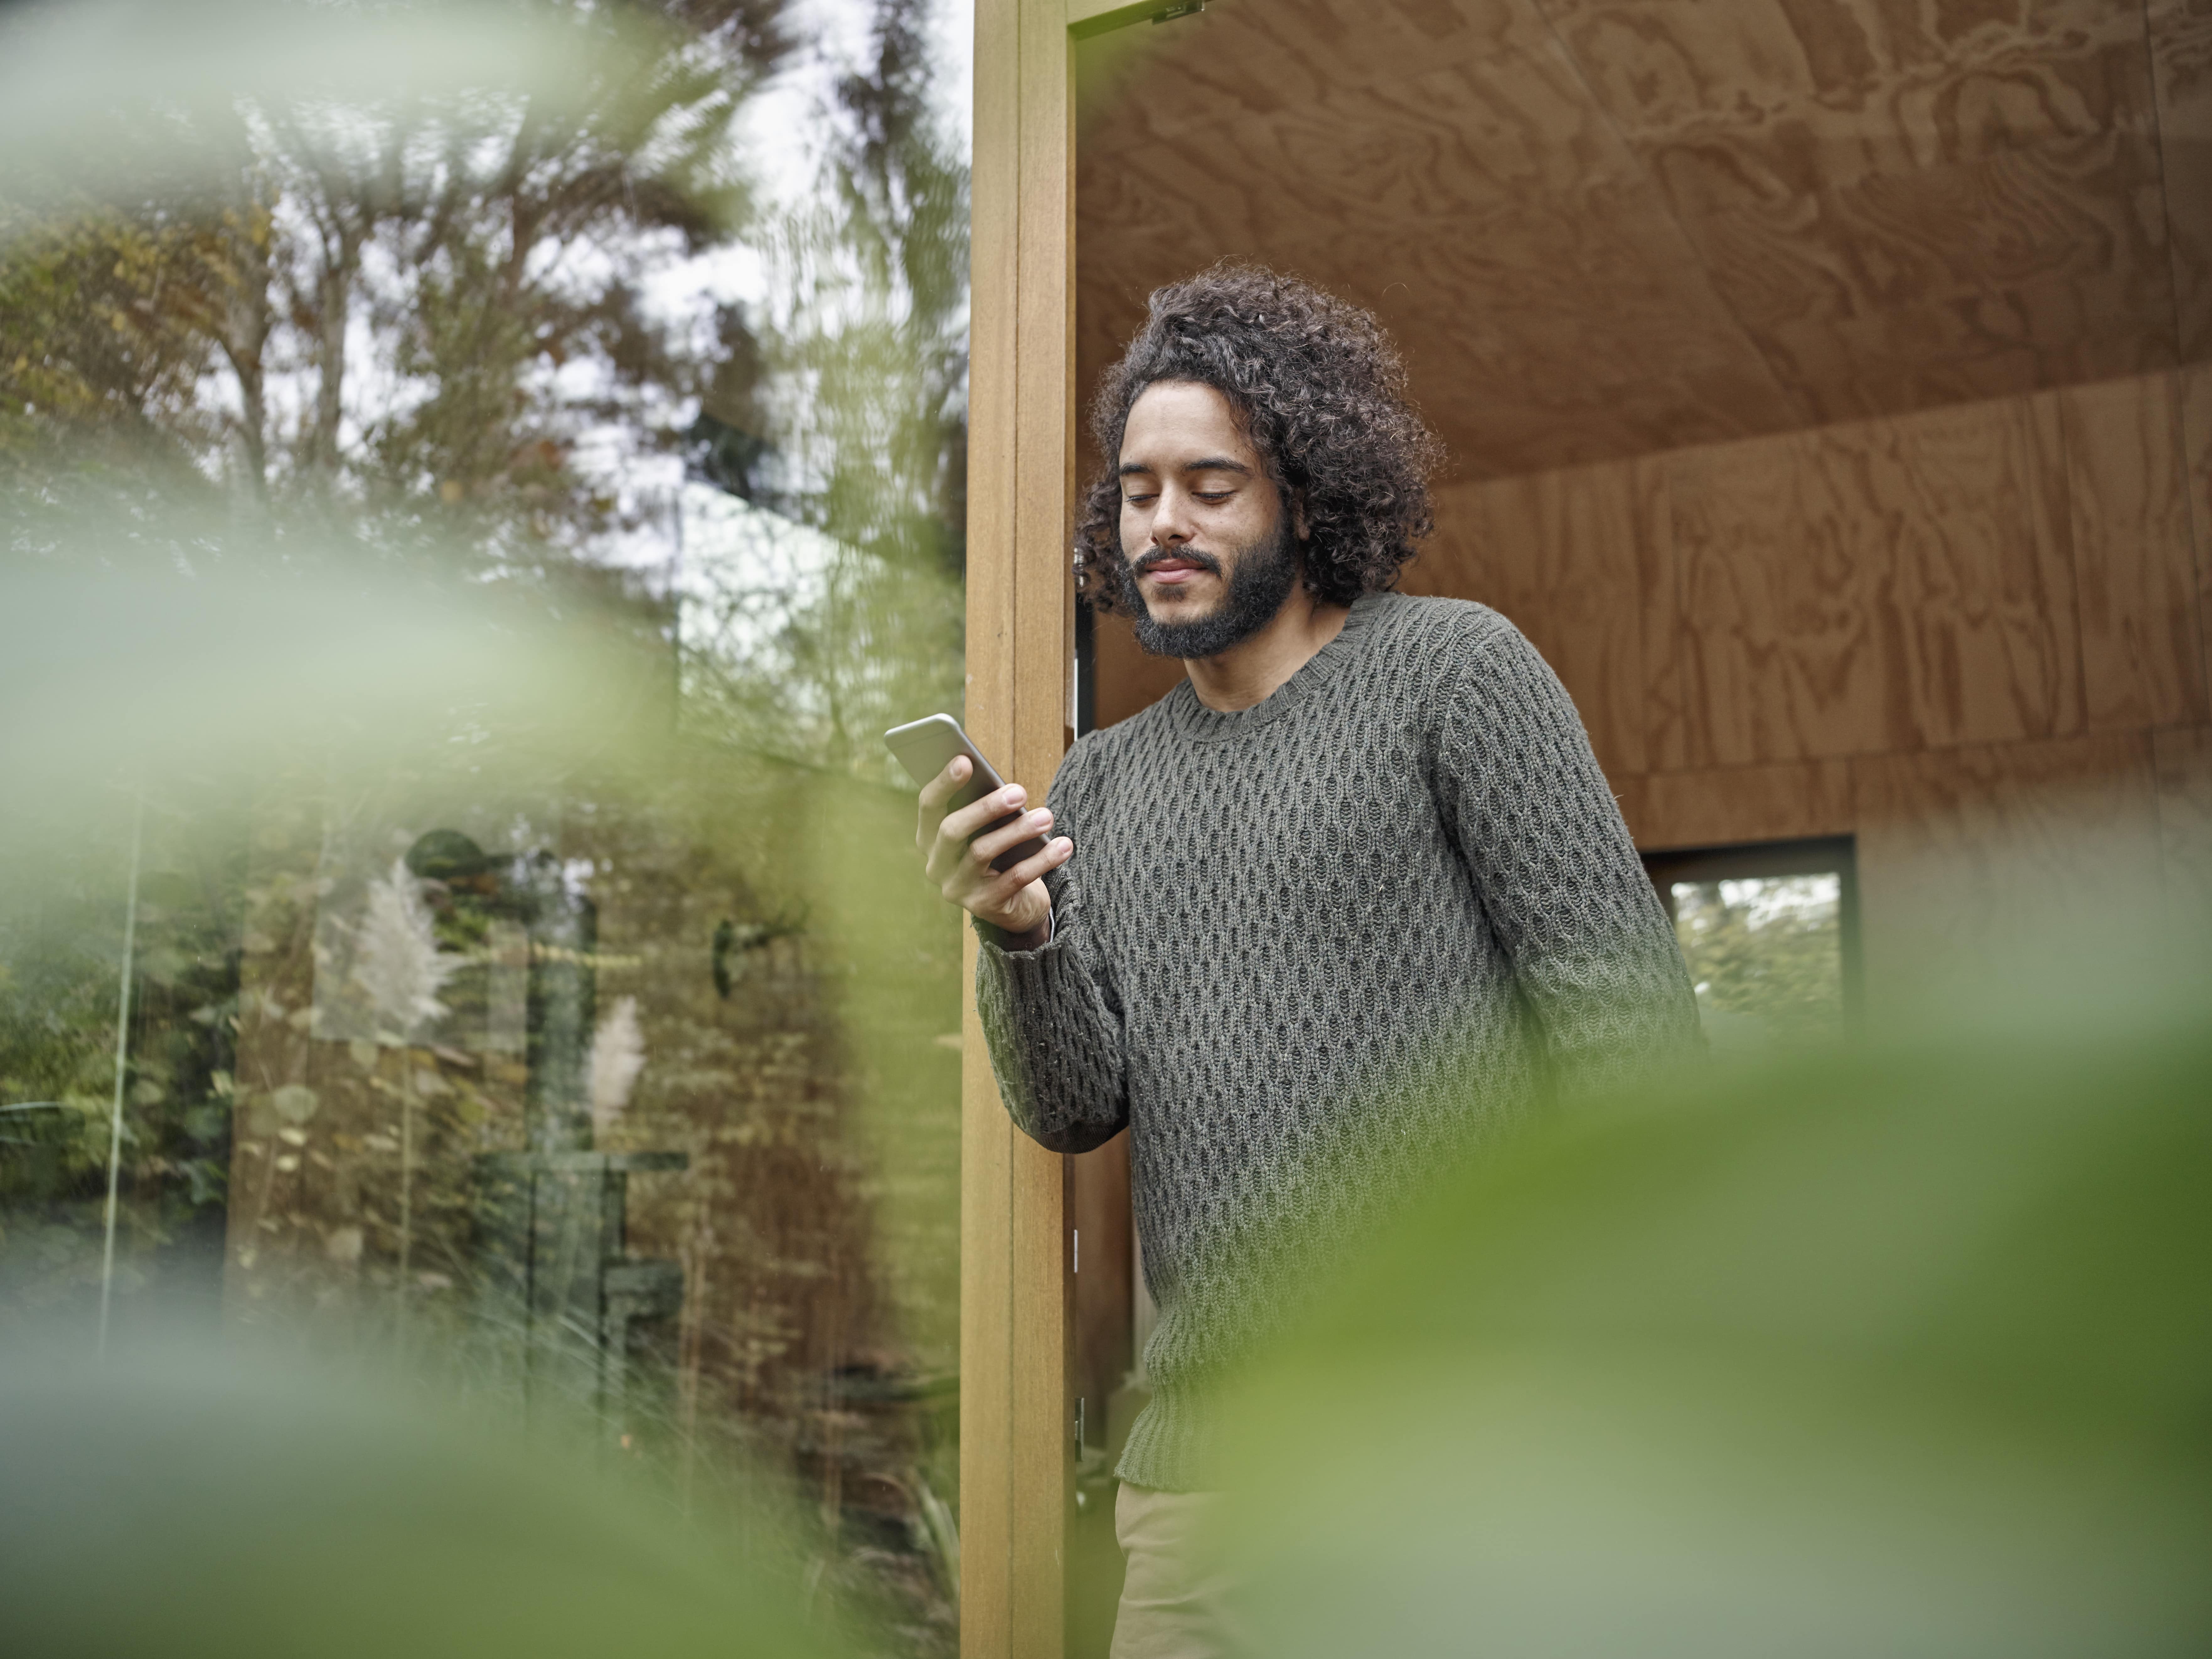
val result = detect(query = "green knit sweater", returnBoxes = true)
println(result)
[975,592,1699,1491]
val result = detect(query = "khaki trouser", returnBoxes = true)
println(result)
[1111,1483,1243,1659]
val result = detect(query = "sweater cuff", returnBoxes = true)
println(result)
[973,903,1054,955]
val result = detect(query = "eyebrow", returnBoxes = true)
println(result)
[1117,456,1253,478]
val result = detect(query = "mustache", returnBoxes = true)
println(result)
[1130,547,1224,579]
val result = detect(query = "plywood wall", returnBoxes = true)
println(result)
[1393,362,2212,1011]
[1076,0,2212,480]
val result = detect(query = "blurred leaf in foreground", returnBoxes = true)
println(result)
[0,1339,846,1659]
[1216,972,2212,1658]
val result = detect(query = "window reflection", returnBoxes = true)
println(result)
[211,765,963,1646]
[1644,839,1859,1057]
[6,716,965,1656]
[1670,875,1845,1052]
[0,0,971,1651]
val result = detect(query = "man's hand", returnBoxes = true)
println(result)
[916,757,1071,948]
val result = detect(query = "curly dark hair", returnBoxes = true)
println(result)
[1074,263,1443,613]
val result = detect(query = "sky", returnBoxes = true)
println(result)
[601,0,974,571]
[642,0,972,322]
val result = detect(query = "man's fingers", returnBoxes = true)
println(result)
[926,801,1045,885]
[914,757,974,854]
[939,782,1029,846]
[923,834,958,885]
[968,806,1053,867]
[916,755,971,812]
[913,763,1059,931]
[992,836,1072,896]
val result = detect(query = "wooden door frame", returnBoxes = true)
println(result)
[962,2,1077,1654]
[966,7,1174,1650]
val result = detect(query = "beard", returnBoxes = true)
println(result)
[1114,516,1301,660]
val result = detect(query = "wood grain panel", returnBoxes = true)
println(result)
[2152,724,2212,972]
[2183,362,2212,685]
[1662,419,1891,766]
[1664,392,2081,766]
[1092,603,1187,731]
[1074,0,1806,480]
[962,0,1019,1644]
[1632,455,1690,772]
[1544,0,2181,422]
[1076,0,1526,152]
[1415,463,1648,776]
[2056,373,2207,730]
[1875,395,2085,747]
[1010,5,1074,1654]
[1074,0,2202,480]
[967,2,1074,1653]
[2147,0,2212,361]
[1615,758,1856,851]
[1851,730,2162,1020]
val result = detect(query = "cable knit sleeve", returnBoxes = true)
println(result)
[1433,616,1702,1090]
[972,737,1131,1154]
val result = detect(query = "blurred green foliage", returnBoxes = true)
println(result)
[0,1343,845,1659]
[1215,974,2212,1657]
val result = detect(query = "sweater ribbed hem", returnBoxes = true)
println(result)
[1112,1375,1223,1494]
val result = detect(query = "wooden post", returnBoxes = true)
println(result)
[964,0,1076,1655]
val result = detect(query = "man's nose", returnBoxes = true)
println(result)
[1151,489,1196,546]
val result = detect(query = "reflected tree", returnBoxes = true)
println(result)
[1672,877,1845,1049]
[1,1,971,1653]
[679,0,969,774]
[3,0,791,587]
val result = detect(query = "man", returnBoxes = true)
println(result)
[915,265,1698,1657]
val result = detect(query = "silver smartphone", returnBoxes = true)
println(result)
[884,714,1050,874]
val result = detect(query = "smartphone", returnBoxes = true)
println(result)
[884,714,1050,873]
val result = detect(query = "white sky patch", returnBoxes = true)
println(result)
[673,480,847,706]
[1677,875,1841,931]
[929,0,974,154]
[598,0,972,573]
[590,447,689,572]
[642,0,902,330]
[675,480,841,644]
[641,0,970,323]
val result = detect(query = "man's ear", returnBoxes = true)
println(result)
[1290,488,1311,541]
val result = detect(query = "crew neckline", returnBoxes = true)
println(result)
[1163,591,1390,744]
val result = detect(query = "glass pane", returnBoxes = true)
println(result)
[1670,874,1845,1054]
[1,3,969,1651]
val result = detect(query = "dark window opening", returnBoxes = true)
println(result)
[1641,836,1861,1054]
[1074,595,1098,739]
